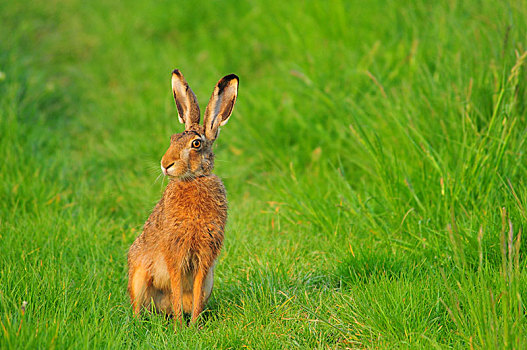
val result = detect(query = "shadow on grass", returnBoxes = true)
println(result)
[332,252,431,288]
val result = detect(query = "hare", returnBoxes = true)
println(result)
[127,69,239,325]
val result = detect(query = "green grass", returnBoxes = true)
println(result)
[1,0,527,348]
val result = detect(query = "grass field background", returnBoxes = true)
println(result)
[1,0,527,348]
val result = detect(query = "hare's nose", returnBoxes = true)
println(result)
[161,162,174,175]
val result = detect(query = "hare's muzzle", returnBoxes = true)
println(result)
[161,162,175,176]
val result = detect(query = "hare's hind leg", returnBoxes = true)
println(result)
[151,289,172,315]
[129,265,150,316]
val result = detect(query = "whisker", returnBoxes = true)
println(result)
[154,171,164,185]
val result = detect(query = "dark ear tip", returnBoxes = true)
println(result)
[217,74,239,92]
[172,69,182,77]
[224,74,239,83]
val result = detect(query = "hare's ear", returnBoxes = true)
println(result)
[203,74,239,141]
[171,69,200,129]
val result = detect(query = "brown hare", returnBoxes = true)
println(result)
[127,69,239,326]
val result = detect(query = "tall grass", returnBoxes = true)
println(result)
[1,0,527,348]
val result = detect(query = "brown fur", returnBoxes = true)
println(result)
[127,70,238,326]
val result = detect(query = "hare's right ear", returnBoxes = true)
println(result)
[203,74,239,141]
[171,69,200,129]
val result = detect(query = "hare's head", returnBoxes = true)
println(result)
[161,69,239,180]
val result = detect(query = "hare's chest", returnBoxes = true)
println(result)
[165,194,227,224]
[165,177,227,212]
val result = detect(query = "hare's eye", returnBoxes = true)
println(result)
[191,139,202,149]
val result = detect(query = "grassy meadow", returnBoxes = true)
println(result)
[1,0,527,348]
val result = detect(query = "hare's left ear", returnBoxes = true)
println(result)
[203,74,239,141]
